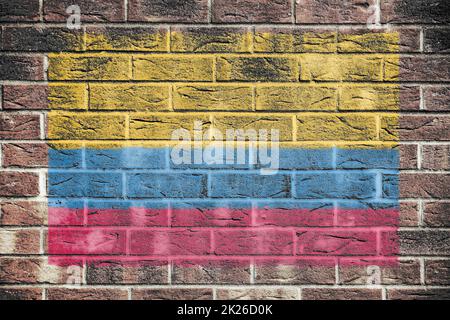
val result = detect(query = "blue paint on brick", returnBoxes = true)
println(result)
[335,200,399,209]
[294,172,377,199]
[48,171,123,198]
[254,200,333,209]
[257,148,334,170]
[382,174,399,199]
[336,149,399,169]
[48,198,84,208]
[210,173,291,198]
[85,148,166,169]
[127,173,207,198]
[171,200,252,209]
[48,148,83,168]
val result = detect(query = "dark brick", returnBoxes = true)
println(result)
[213,0,292,23]
[388,288,450,300]
[128,0,208,23]
[0,288,42,300]
[2,143,48,168]
[398,230,450,255]
[0,201,46,226]
[216,288,297,300]
[0,172,40,197]
[425,260,450,285]
[0,55,44,80]
[400,86,420,110]
[400,173,450,199]
[2,27,84,52]
[297,0,376,24]
[424,28,450,53]
[0,0,40,22]
[46,288,128,300]
[424,86,450,111]
[2,85,49,110]
[303,288,382,300]
[381,0,450,24]
[400,201,419,227]
[400,144,418,169]
[132,288,213,300]
[424,202,450,227]
[0,114,40,140]
[400,116,450,141]
[422,145,450,170]
[395,57,450,82]
[44,0,125,22]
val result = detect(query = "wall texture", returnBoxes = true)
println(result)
[0,0,449,300]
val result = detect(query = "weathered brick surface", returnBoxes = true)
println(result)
[0,55,44,80]
[44,0,125,22]
[0,288,42,300]
[213,0,293,23]
[128,0,208,23]
[302,288,382,300]
[0,172,40,197]
[0,0,40,22]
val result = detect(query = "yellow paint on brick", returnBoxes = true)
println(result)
[384,55,401,81]
[89,83,170,111]
[299,54,384,81]
[85,28,168,51]
[296,113,378,141]
[48,112,126,140]
[133,55,214,81]
[380,114,400,141]
[338,31,400,52]
[173,84,253,111]
[256,85,337,111]
[48,53,131,80]
[48,83,87,110]
[339,84,401,111]
[171,29,252,53]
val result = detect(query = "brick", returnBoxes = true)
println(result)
[214,230,293,255]
[296,114,378,141]
[3,85,48,110]
[339,259,421,285]
[400,173,450,199]
[130,229,211,255]
[425,260,450,285]
[424,28,450,52]
[132,288,213,300]
[400,116,450,141]
[0,288,42,300]
[216,288,297,300]
[48,54,131,80]
[48,113,126,140]
[48,229,126,254]
[254,28,337,53]
[2,27,84,51]
[392,56,450,82]
[210,174,291,198]
[296,0,376,23]
[255,259,335,284]
[0,0,40,21]
[0,201,46,226]
[400,201,419,227]
[213,0,292,23]
[86,259,168,284]
[336,148,399,169]
[256,85,337,111]
[339,85,401,111]
[399,86,421,110]
[172,259,251,284]
[0,172,39,197]
[394,230,450,255]
[48,172,123,198]
[303,288,382,300]
[213,114,292,141]
[128,0,208,23]
[216,57,298,82]
[89,84,170,111]
[381,0,450,24]
[424,86,450,111]
[86,27,168,51]
[171,27,251,53]
[387,289,450,300]
[338,27,420,53]
[2,143,48,168]
[46,288,128,300]
[300,54,383,81]
[0,55,44,80]
[0,229,40,254]
[127,173,207,198]
[422,145,450,170]
[424,202,450,227]
[44,0,125,22]
[129,114,210,140]
[133,56,214,81]
[173,85,253,111]
[400,144,418,169]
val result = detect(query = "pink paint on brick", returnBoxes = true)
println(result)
[87,207,169,227]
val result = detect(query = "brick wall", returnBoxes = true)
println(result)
[0,0,449,300]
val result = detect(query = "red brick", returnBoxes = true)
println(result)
[387,288,450,300]
[128,0,208,23]
[2,143,48,168]
[302,288,382,300]
[132,288,213,300]
[400,116,450,141]
[130,229,211,255]
[400,173,450,198]
[44,0,125,22]
[0,201,47,226]
[212,0,292,23]
[400,144,418,169]
[2,85,49,110]
[0,56,44,80]
[46,288,128,300]
[425,259,450,285]
[424,86,450,111]
[399,86,421,110]
[422,145,450,170]
[0,172,40,197]
[296,0,376,23]
[0,114,41,140]
[399,201,419,227]
[214,230,293,255]
[0,229,40,254]
[216,288,297,300]
[424,202,450,227]
[396,56,450,82]
[0,288,42,300]
[171,207,251,227]
[0,0,40,22]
